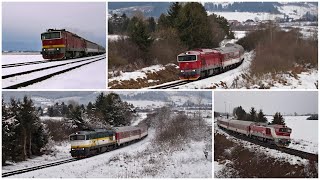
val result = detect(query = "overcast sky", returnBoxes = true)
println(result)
[214,91,318,115]
[2,2,106,51]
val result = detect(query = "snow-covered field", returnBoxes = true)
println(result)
[2,54,106,89]
[109,64,175,82]
[208,3,317,22]
[2,54,43,65]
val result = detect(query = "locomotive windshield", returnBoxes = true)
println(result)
[279,128,292,133]
[178,55,197,62]
[70,135,85,141]
[41,32,61,40]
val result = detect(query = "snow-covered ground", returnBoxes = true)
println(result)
[108,34,127,41]
[2,54,106,89]
[109,64,174,82]
[266,116,318,154]
[209,11,284,22]
[208,2,317,22]
[24,59,106,89]
[39,116,64,121]
[2,54,43,65]
[2,141,70,173]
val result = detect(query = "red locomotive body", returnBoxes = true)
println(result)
[177,43,244,80]
[41,29,105,60]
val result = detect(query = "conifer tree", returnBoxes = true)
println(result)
[257,109,268,123]
[249,107,257,122]
[271,112,286,125]
[167,2,181,28]
[127,16,153,52]
[233,106,247,120]
[176,2,213,49]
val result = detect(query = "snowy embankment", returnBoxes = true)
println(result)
[2,142,71,173]
[109,64,176,82]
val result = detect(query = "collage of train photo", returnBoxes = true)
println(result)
[1,0,319,179]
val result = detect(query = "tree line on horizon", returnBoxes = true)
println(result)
[232,106,286,125]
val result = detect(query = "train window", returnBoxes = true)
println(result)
[178,55,197,62]
[41,32,61,40]
[70,135,85,141]
[280,128,292,133]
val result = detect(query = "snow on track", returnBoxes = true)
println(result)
[2,55,104,76]
[2,55,105,89]
[2,54,43,65]
[23,59,106,89]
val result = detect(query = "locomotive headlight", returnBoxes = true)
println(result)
[181,70,184,72]
[192,69,196,72]
[56,48,59,50]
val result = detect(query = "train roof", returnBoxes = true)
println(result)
[43,29,105,48]
[70,129,114,136]
[178,49,218,56]
[228,119,255,126]
[214,44,244,54]
[114,126,141,132]
[178,43,243,56]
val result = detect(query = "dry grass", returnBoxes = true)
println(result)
[214,133,318,178]
[237,24,317,77]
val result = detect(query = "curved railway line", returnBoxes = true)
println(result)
[2,158,78,177]
[2,54,105,89]
[149,56,246,89]
[217,125,318,162]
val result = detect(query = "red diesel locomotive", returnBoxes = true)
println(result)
[217,118,292,147]
[177,43,245,80]
[41,29,105,60]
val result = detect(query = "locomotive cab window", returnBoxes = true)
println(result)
[41,32,61,40]
[280,128,292,133]
[70,135,85,141]
[178,55,197,62]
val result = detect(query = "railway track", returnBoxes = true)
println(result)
[218,126,318,162]
[149,80,191,89]
[2,158,78,177]
[2,58,76,68]
[3,55,105,89]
